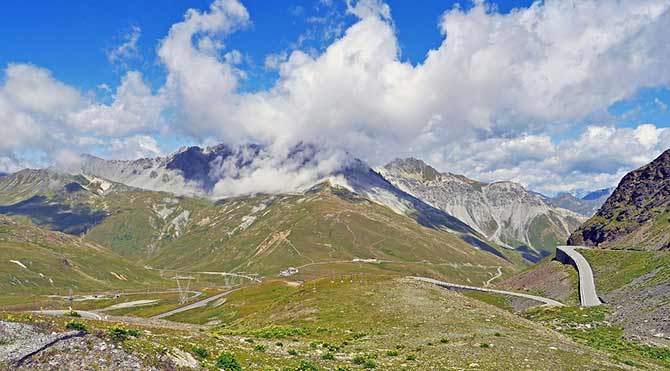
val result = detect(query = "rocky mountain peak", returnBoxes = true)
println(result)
[569,148,670,249]
[384,158,441,181]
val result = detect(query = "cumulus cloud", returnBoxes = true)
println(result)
[210,144,350,197]
[436,124,670,195]
[104,135,163,160]
[67,71,166,136]
[157,0,670,157]
[0,64,163,172]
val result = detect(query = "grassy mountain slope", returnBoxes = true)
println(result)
[0,215,168,294]
[86,185,518,284]
[569,149,670,250]
[501,248,670,346]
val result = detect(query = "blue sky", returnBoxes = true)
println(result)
[1,1,533,91]
[1,0,670,195]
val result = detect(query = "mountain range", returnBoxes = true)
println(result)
[0,145,596,270]
[0,143,601,297]
[544,188,612,216]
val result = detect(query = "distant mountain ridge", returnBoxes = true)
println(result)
[378,158,586,261]
[569,149,670,250]
[546,188,612,216]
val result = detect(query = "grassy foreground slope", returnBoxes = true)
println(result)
[0,215,168,295]
[2,277,650,370]
[152,277,659,369]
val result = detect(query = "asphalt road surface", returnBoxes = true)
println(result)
[412,276,564,307]
[556,245,602,307]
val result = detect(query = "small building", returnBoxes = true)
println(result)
[279,267,299,277]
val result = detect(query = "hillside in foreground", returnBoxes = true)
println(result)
[3,277,661,370]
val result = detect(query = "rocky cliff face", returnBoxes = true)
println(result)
[568,149,670,250]
[379,158,586,261]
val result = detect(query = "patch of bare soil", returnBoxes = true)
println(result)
[498,260,578,307]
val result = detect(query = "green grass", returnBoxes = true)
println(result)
[581,249,670,293]
[0,216,169,294]
[461,291,514,311]
[0,277,650,370]
[525,306,670,368]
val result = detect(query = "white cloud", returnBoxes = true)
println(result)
[105,135,163,160]
[0,64,163,169]
[2,64,82,116]
[156,0,670,163]
[107,25,141,67]
[435,124,670,195]
[68,71,166,136]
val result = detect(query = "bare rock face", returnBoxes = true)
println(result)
[569,149,670,250]
[379,158,585,262]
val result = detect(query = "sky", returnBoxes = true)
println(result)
[1,0,670,196]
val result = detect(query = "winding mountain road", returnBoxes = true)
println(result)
[555,245,602,307]
[412,276,564,307]
[30,310,102,320]
[151,288,239,319]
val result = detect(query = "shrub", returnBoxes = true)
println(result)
[192,346,209,360]
[386,350,398,357]
[361,359,376,369]
[254,344,266,352]
[352,355,366,365]
[64,310,81,318]
[275,342,284,347]
[255,325,309,339]
[494,332,502,337]
[65,320,88,333]
[216,352,242,371]
[106,325,140,342]
[479,343,490,348]
[349,332,367,340]
[440,337,449,344]
[322,352,335,360]
[288,349,299,356]
[336,367,352,371]
[294,360,318,371]
[406,354,417,361]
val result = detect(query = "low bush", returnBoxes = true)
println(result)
[192,346,209,360]
[64,310,80,318]
[65,320,88,333]
[216,352,242,371]
[106,325,140,342]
